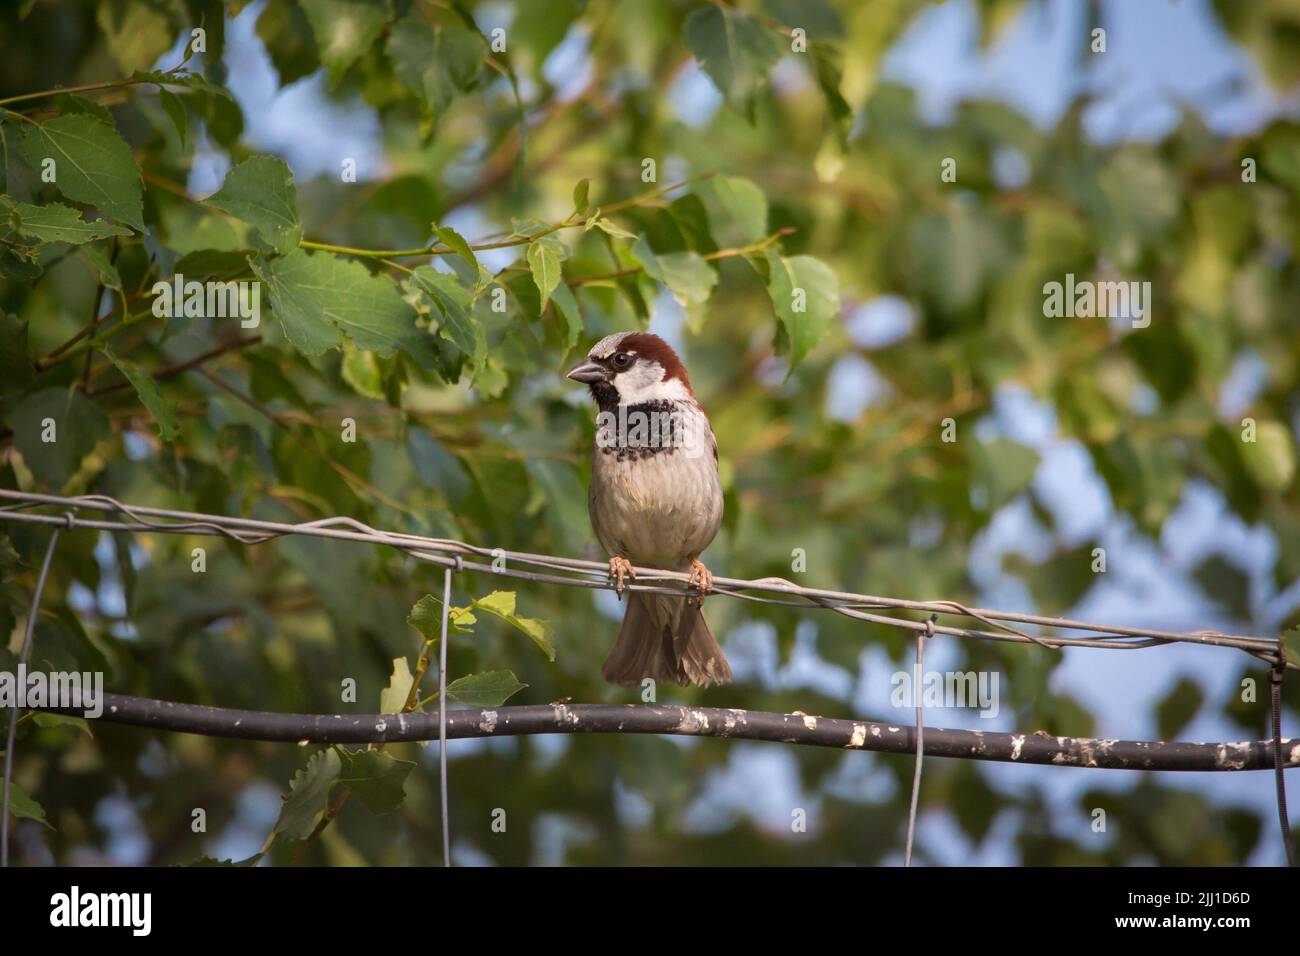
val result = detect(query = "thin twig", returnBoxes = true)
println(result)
[84,336,262,396]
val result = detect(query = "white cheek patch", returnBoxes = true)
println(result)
[615,364,692,404]
[616,361,661,398]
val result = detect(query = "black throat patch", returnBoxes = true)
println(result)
[596,400,687,461]
[589,380,619,412]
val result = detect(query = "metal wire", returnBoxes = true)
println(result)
[904,614,936,867]
[0,489,1292,865]
[1271,651,1295,867]
[0,489,1286,661]
[439,563,453,868]
[1,518,65,867]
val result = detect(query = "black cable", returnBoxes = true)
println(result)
[34,693,1299,772]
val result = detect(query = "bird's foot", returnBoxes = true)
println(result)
[608,556,635,597]
[687,559,713,607]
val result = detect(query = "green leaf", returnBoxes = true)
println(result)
[472,591,556,661]
[410,266,485,371]
[1283,627,1300,668]
[172,250,254,285]
[812,51,851,128]
[80,243,122,290]
[380,656,414,713]
[527,240,563,313]
[11,387,111,486]
[1241,420,1296,491]
[764,251,839,370]
[386,15,484,116]
[20,114,144,231]
[446,670,528,707]
[591,217,638,241]
[301,0,391,87]
[51,92,115,126]
[256,0,320,85]
[973,437,1039,511]
[407,429,471,506]
[509,217,550,240]
[2,199,131,244]
[632,237,717,307]
[572,178,590,214]
[96,0,174,74]
[710,175,768,244]
[254,249,434,363]
[528,458,589,551]
[27,615,111,680]
[407,594,442,641]
[340,347,385,399]
[683,5,784,106]
[3,781,52,829]
[205,155,301,255]
[32,712,93,737]
[336,748,415,814]
[101,344,179,443]
[1004,546,1098,614]
[158,86,188,147]
[1193,555,1251,621]
[0,313,33,395]
[550,282,583,347]
[0,250,43,280]
[627,194,718,254]
[434,225,477,270]
[1155,676,1202,740]
[268,748,341,844]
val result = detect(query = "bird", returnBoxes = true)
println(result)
[566,331,732,687]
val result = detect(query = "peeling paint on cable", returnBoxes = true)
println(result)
[551,703,579,726]
[1214,742,1250,770]
[673,709,710,733]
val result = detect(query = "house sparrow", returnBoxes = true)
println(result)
[567,332,732,687]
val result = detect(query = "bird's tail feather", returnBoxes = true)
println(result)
[602,591,732,687]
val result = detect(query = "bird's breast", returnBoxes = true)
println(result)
[588,405,723,568]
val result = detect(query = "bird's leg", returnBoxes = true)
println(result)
[608,556,635,597]
[687,558,713,607]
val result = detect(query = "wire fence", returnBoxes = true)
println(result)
[0,488,1294,867]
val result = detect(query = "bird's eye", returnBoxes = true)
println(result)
[612,352,632,369]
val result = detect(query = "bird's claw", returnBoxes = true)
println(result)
[608,556,635,597]
[687,559,713,607]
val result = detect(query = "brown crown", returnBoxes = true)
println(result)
[617,332,693,393]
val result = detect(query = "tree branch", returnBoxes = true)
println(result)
[83,335,262,396]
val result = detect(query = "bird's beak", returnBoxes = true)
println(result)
[566,361,606,384]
